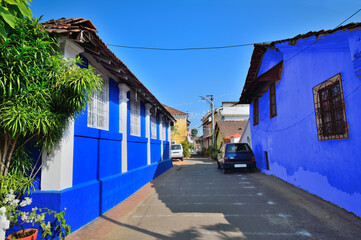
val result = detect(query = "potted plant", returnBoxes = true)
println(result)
[1,189,70,240]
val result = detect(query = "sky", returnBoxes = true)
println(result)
[31,0,361,135]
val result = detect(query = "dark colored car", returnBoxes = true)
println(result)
[217,143,256,173]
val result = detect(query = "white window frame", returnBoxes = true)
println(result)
[130,91,141,136]
[151,113,157,139]
[87,72,109,131]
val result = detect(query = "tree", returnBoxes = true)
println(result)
[191,128,198,137]
[0,0,32,41]
[0,18,103,177]
[181,141,190,158]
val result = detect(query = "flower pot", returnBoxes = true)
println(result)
[6,228,38,240]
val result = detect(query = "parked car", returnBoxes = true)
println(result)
[217,143,256,173]
[171,144,184,161]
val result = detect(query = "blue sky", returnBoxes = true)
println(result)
[31,0,361,135]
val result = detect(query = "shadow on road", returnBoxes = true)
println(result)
[148,157,261,239]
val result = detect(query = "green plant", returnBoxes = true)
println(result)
[181,141,190,158]
[0,0,32,41]
[1,189,70,239]
[189,143,195,150]
[0,17,103,178]
[170,125,179,136]
[201,147,207,155]
[207,146,218,160]
[191,128,198,137]
[0,174,34,203]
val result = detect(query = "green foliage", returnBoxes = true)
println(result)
[170,125,179,136]
[201,147,207,155]
[0,0,32,41]
[181,141,190,158]
[191,128,198,137]
[1,189,70,239]
[0,18,103,177]
[189,143,195,150]
[0,174,34,203]
[207,146,218,160]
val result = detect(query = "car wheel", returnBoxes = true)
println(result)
[249,167,256,173]
[217,160,221,169]
[181,157,183,161]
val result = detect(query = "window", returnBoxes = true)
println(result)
[130,91,140,136]
[88,75,109,130]
[270,83,277,118]
[226,143,251,153]
[171,145,182,150]
[151,113,157,139]
[313,73,348,140]
[253,98,259,126]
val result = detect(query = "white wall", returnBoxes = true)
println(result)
[240,119,252,148]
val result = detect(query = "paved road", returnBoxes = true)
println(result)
[70,157,361,240]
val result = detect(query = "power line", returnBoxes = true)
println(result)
[336,8,361,28]
[106,7,361,52]
[283,7,361,63]
[106,42,261,51]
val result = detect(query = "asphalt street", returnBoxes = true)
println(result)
[70,157,361,240]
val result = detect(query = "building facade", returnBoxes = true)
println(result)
[215,120,247,149]
[239,23,361,217]
[17,18,175,235]
[200,102,249,149]
[163,105,190,144]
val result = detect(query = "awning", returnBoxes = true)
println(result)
[239,56,283,104]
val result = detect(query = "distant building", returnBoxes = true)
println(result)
[200,102,249,149]
[215,120,248,149]
[239,118,252,148]
[163,105,190,144]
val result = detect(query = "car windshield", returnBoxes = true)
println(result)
[171,145,182,150]
[226,144,250,153]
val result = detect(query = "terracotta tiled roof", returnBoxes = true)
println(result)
[259,22,361,48]
[44,18,175,122]
[45,18,98,34]
[216,120,247,139]
[162,105,188,116]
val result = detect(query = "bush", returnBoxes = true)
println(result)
[207,146,218,160]
[181,141,191,158]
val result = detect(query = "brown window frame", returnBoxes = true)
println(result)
[253,98,259,126]
[270,83,277,118]
[313,73,348,140]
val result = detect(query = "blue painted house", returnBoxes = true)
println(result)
[21,17,175,234]
[239,23,361,217]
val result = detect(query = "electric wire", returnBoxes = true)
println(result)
[106,8,361,51]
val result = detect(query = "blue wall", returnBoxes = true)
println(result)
[20,56,174,239]
[250,29,361,217]
[30,159,173,234]
[151,139,162,163]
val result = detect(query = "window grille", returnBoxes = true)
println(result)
[313,73,348,140]
[253,98,259,126]
[88,75,109,130]
[130,91,141,136]
[151,113,157,139]
[270,83,277,118]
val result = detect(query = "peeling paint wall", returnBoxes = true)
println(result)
[251,29,361,217]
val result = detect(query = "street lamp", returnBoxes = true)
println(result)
[200,95,215,149]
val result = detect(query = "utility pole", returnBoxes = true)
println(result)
[200,95,215,149]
